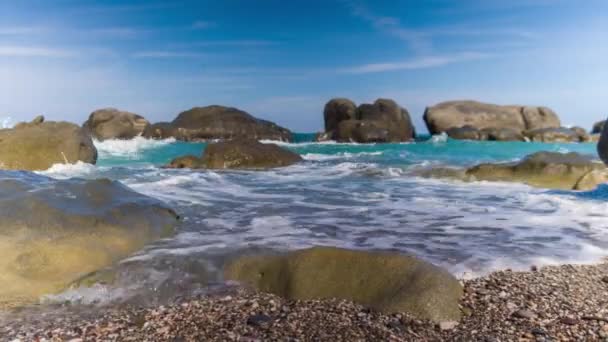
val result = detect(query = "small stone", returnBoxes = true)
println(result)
[246,314,273,328]
[531,327,547,336]
[498,291,508,298]
[601,276,608,283]
[438,321,458,330]
[560,317,578,325]
[513,309,536,319]
[531,265,538,272]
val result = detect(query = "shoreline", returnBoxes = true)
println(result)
[3,261,608,341]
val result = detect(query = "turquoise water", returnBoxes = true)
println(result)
[37,134,608,306]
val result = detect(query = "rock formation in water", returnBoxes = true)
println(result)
[422,100,593,142]
[224,246,462,323]
[143,106,293,142]
[319,98,416,143]
[419,151,608,190]
[165,139,302,170]
[0,116,97,170]
[83,108,150,141]
[0,175,179,307]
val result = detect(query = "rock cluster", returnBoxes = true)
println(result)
[0,116,97,170]
[165,139,302,170]
[83,108,150,141]
[143,106,293,142]
[319,98,416,143]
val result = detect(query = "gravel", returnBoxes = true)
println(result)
[3,262,608,341]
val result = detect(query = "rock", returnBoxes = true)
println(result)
[559,317,578,325]
[601,276,608,283]
[200,139,302,169]
[323,98,357,132]
[439,321,458,330]
[570,126,591,142]
[483,127,525,141]
[593,120,605,134]
[466,152,605,190]
[423,100,560,139]
[164,155,204,169]
[446,126,486,141]
[83,108,150,141]
[0,175,178,307]
[319,98,415,143]
[598,119,608,165]
[573,169,608,190]
[224,246,463,322]
[524,127,581,142]
[0,117,97,170]
[142,106,293,142]
[513,309,536,320]
[246,314,273,328]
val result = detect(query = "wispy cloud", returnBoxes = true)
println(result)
[89,27,151,39]
[0,45,74,58]
[188,40,277,47]
[342,52,491,74]
[0,26,50,35]
[131,51,207,59]
[192,20,216,29]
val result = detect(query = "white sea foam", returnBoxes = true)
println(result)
[94,136,176,158]
[429,132,448,143]
[302,151,383,161]
[37,161,100,179]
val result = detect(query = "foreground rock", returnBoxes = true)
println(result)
[224,246,462,322]
[0,174,178,307]
[165,139,302,170]
[0,116,97,170]
[320,98,416,143]
[8,262,608,341]
[598,118,608,166]
[83,108,150,141]
[593,120,605,134]
[143,106,293,142]
[420,151,608,190]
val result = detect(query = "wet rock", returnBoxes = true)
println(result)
[83,108,150,141]
[164,155,204,169]
[224,246,463,322]
[200,139,302,169]
[0,116,97,170]
[142,106,293,142]
[0,175,178,307]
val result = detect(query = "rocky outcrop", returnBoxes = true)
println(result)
[0,116,97,170]
[424,100,562,141]
[592,120,605,134]
[420,152,607,190]
[319,98,415,143]
[524,127,582,143]
[0,175,178,307]
[598,119,608,165]
[224,246,462,323]
[83,108,150,141]
[164,139,302,170]
[143,106,293,142]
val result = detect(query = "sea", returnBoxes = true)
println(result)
[10,133,608,307]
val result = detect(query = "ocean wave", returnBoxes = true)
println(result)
[37,161,100,179]
[429,132,448,143]
[301,151,383,161]
[94,136,176,158]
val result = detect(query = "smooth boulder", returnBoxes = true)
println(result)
[421,152,607,190]
[423,100,560,139]
[0,175,178,307]
[224,246,463,322]
[0,116,97,170]
[320,98,415,143]
[143,106,293,142]
[83,108,150,141]
[165,139,302,170]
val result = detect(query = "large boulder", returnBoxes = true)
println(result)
[83,108,150,141]
[420,152,606,190]
[164,139,302,170]
[142,106,293,142]
[598,118,608,165]
[423,100,561,139]
[592,120,605,134]
[0,116,97,171]
[0,175,178,307]
[319,98,415,143]
[224,246,462,323]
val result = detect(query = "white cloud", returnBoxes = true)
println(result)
[343,52,491,74]
[0,26,50,35]
[131,51,207,59]
[0,46,74,58]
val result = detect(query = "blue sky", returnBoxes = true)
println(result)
[0,0,606,133]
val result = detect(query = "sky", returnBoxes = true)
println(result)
[0,0,606,133]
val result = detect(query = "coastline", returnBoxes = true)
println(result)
[4,261,608,341]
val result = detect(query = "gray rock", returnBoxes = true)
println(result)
[83,108,150,141]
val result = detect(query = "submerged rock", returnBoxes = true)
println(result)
[420,151,607,190]
[0,116,97,170]
[143,106,293,142]
[0,175,178,307]
[319,98,415,143]
[165,139,302,170]
[423,100,561,141]
[224,246,463,322]
[83,108,150,141]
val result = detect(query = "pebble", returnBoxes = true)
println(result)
[513,309,536,320]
